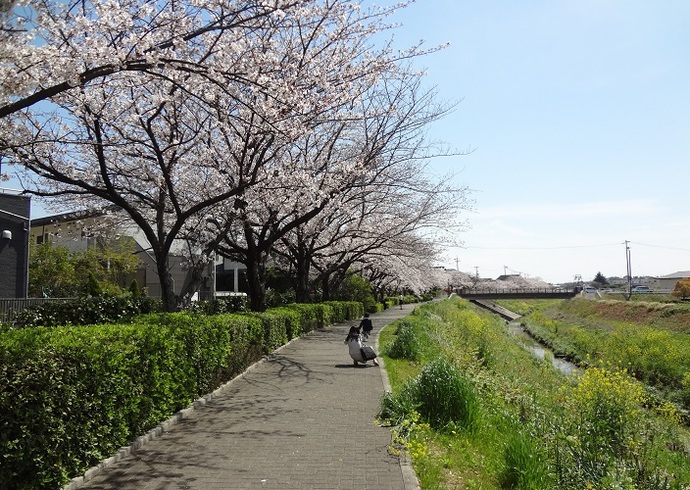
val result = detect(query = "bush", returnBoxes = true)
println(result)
[322,301,364,322]
[265,288,296,307]
[186,295,248,315]
[416,357,481,431]
[13,294,161,328]
[384,320,421,361]
[284,303,330,332]
[672,279,690,299]
[0,299,366,488]
[0,311,268,489]
[333,274,377,312]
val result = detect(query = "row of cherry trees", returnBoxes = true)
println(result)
[1,0,472,311]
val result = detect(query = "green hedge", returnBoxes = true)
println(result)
[323,301,364,322]
[0,301,362,489]
[12,294,162,328]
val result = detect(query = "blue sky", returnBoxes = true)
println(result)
[386,0,690,284]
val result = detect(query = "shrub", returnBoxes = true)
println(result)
[322,301,363,322]
[284,303,329,332]
[333,274,377,312]
[186,295,248,315]
[384,320,421,361]
[672,279,690,299]
[416,357,480,432]
[265,307,303,340]
[13,294,161,328]
[0,311,268,489]
[265,287,296,307]
[0,299,366,488]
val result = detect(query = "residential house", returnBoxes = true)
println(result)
[655,271,690,292]
[30,208,247,300]
[0,189,31,298]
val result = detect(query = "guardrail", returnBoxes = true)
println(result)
[456,288,578,299]
[0,298,75,324]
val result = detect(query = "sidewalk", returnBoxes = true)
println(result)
[67,305,419,490]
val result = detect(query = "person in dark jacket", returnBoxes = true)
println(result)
[359,313,373,340]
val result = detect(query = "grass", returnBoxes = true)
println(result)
[515,298,690,410]
[378,297,690,489]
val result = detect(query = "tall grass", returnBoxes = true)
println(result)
[416,357,480,432]
[501,429,551,490]
[384,320,421,361]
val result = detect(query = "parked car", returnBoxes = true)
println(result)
[583,286,598,294]
[631,285,652,293]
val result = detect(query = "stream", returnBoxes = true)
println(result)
[469,299,581,377]
[507,320,580,377]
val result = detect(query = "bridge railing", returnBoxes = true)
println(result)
[455,287,578,298]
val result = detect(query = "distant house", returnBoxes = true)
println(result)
[655,271,690,292]
[495,274,520,282]
[31,208,107,253]
[30,208,247,300]
[0,189,31,298]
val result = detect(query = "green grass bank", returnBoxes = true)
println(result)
[378,297,690,489]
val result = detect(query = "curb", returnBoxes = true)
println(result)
[375,318,421,490]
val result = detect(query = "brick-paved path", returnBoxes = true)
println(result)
[67,305,419,490]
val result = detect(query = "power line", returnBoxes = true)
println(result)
[629,242,690,253]
[463,243,620,251]
[461,241,690,253]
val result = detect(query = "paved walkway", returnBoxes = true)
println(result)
[67,305,419,490]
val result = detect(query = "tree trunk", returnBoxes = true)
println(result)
[293,246,312,303]
[156,257,177,312]
[320,273,331,301]
[178,260,209,309]
[245,253,268,312]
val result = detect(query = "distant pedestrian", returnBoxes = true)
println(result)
[399,294,404,310]
[359,313,373,340]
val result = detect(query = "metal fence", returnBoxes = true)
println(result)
[0,298,75,324]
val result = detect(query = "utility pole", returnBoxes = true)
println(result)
[455,257,459,271]
[625,240,632,300]
[474,266,479,281]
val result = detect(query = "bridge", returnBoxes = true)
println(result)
[455,287,579,300]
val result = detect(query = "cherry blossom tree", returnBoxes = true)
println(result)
[214,70,469,311]
[357,239,442,301]
[1,0,440,311]
[308,176,467,301]
[0,0,303,118]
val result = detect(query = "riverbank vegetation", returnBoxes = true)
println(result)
[378,297,690,489]
[500,298,690,416]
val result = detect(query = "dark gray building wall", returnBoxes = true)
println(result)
[0,192,31,298]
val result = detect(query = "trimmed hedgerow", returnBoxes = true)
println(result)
[323,301,364,323]
[0,301,362,489]
[284,303,332,331]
